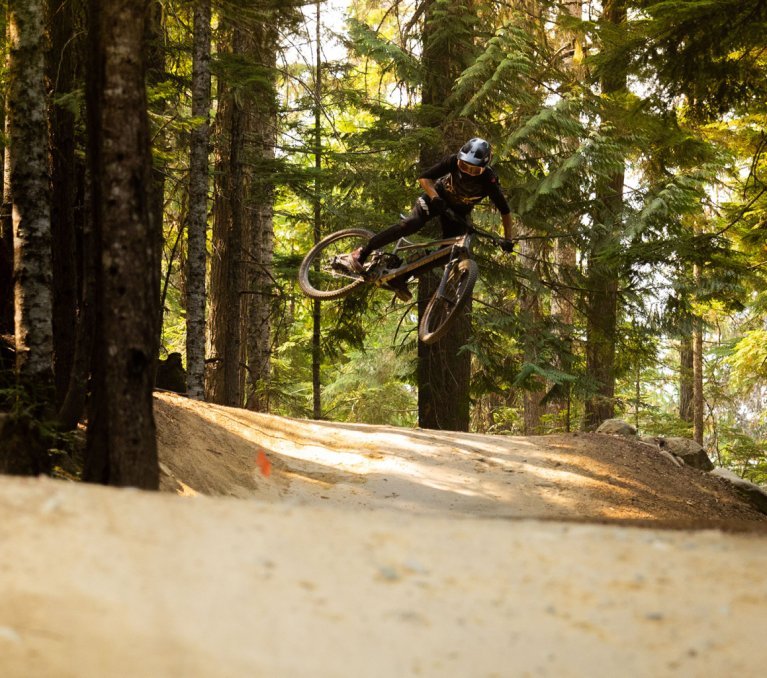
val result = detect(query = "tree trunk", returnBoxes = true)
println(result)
[83,0,159,489]
[692,263,704,446]
[185,0,211,401]
[8,0,53,388]
[0,7,12,336]
[679,336,694,423]
[147,0,167,351]
[47,0,82,404]
[519,236,546,434]
[244,130,275,410]
[310,0,323,419]
[549,0,582,433]
[243,13,277,412]
[417,271,472,430]
[0,113,11,335]
[416,0,476,432]
[56,170,94,430]
[551,236,576,432]
[583,0,626,430]
[208,24,249,407]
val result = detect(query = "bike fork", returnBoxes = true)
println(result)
[434,258,458,301]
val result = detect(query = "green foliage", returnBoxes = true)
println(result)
[346,18,423,85]
[323,342,416,426]
[728,330,767,391]
[0,385,83,479]
[139,0,767,476]
[718,425,767,485]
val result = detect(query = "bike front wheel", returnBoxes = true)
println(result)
[298,228,374,300]
[418,258,478,345]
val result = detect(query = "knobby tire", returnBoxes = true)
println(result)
[298,228,374,300]
[418,258,478,345]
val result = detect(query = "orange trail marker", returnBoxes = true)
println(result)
[256,450,272,478]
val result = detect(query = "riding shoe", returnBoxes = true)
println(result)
[349,247,365,273]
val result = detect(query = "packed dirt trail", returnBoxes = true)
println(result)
[2,392,767,677]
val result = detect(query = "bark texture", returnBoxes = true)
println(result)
[548,0,582,432]
[8,0,53,385]
[0,82,11,335]
[519,236,546,434]
[583,0,626,430]
[692,263,704,446]
[311,1,323,419]
[48,0,83,404]
[416,0,476,432]
[679,336,694,423]
[243,16,277,412]
[185,0,211,401]
[84,0,160,488]
[207,24,249,407]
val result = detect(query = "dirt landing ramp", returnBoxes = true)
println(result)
[1,475,766,677]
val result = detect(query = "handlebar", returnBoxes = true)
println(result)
[444,208,515,253]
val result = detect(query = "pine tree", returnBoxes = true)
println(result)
[185,0,212,401]
[417,0,478,432]
[47,0,86,405]
[208,18,250,406]
[8,0,53,388]
[84,0,159,488]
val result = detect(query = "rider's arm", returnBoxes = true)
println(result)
[419,177,440,200]
[486,173,513,239]
[501,212,514,240]
[418,156,454,197]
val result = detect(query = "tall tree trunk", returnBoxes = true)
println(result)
[519,236,545,434]
[418,272,472,430]
[48,0,90,429]
[47,0,81,404]
[0,128,11,336]
[583,0,626,430]
[679,335,694,423]
[185,0,211,401]
[56,169,94,430]
[311,0,322,419]
[692,262,704,446]
[0,7,12,337]
[417,0,476,432]
[549,0,582,433]
[208,24,249,407]
[84,0,159,488]
[8,0,53,387]
[147,0,166,348]
[244,18,276,412]
[551,236,575,431]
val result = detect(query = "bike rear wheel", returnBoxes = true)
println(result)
[298,228,374,300]
[418,258,478,345]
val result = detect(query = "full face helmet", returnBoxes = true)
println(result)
[457,138,491,175]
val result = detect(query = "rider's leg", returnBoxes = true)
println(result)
[439,208,472,238]
[357,196,433,264]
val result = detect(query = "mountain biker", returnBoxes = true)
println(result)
[346,138,515,273]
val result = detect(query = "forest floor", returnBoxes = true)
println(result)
[2,391,767,676]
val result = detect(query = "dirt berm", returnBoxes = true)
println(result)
[1,391,766,677]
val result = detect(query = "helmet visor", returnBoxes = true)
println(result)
[457,158,485,176]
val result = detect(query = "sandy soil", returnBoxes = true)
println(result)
[154,393,767,527]
[1,392,767,677]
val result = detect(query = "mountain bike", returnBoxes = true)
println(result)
[297,212,514,345]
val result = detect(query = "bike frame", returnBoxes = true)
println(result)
[378,233,470,283]
[371,222,501,289]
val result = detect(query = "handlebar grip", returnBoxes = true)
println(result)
[499,239,515,253]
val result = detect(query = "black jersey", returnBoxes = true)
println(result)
[420,154,511,216]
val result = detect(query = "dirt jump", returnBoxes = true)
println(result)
[1,391,766,676]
